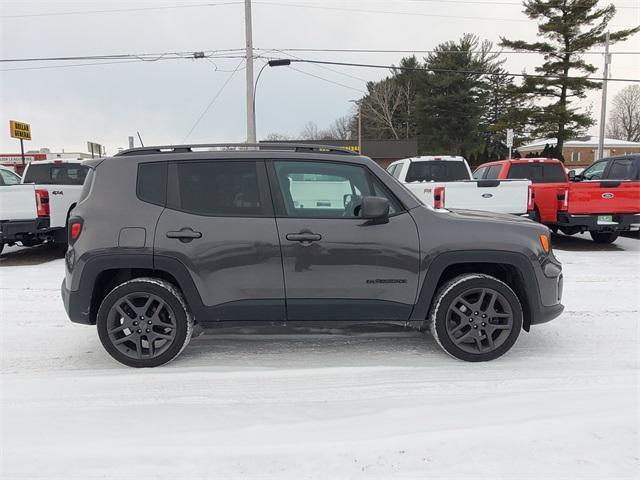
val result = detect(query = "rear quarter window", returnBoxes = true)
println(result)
[484,165,502,179]
[137,162,167,206]
[607,158,638,180]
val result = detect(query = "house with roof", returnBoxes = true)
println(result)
[517,136,640,167]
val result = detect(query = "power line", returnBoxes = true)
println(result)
[182,59,245,142]
[286,65,365,93]
[252,1,530,22]
[259,47,640,56]
[0,2,242,18]
[0,49,246,63]
[259,48,369,82]
[283,57,640,83]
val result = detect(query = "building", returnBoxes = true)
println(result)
[0,148,93,174]
[517,136,640,167]
[261,139,418,169]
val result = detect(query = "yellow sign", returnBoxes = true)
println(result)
[9,120,31,140]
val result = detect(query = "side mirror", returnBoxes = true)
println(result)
[568,170,575,180]
[360,196,390,223]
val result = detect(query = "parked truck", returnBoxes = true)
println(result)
[475,156,640,244]
[0,160,89,254]
[387,156,531,215]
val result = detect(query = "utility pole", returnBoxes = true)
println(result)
[245,0,256,143]
[597,31,611,161]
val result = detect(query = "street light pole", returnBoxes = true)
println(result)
[253,59,291,140]
[597,31,611,161]
[244,0,256,143]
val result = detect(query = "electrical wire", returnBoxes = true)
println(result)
[0,49,246,63]
[258,47,640,56]
[283,57,640,83]
[182,58,245,142]
[286,65,366,93]
[0,2,242,18]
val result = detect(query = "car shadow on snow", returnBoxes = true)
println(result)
[0,242,66,266]
[550,232,628,252]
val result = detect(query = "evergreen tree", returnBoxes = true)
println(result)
[500,1,639,158]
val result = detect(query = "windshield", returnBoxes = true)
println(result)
[405,161,469,182]
[23,163,89,185]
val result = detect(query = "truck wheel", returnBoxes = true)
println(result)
[97,278,193,368]
[428,274,523,362]
[590,231,619,244]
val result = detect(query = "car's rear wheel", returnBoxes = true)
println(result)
[590,231,619,244]
[428,274,523,362]
[97,278,193,367]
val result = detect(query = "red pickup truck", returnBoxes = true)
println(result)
[474,156,640,244]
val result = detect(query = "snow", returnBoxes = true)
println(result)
[1,236,639,479]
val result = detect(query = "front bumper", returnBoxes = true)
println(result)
[557,212,640,232]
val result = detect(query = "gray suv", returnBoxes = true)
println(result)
[61,144,564,367]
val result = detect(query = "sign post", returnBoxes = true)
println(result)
[506,128,514,160]
[9,120,31,166]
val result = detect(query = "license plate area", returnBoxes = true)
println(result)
[597,215,615,225]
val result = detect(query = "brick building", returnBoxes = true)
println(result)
[517,136,640,167]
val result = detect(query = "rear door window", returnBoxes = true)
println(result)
[607,158,636,180]
[168,161,265,217]
[405,161,469,182]
[23,163,89,185]
[484,165,502,180]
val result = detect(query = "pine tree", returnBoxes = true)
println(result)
[500,1,639,158]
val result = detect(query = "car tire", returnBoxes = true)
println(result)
[590,231,619,244]
[97,277,193,368]
[428,274,523,362]
[0,243,4,255]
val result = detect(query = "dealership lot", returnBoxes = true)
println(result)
[1,235,638,479]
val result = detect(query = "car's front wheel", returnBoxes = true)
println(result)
[428,274,523,362]
[97,278,193,367]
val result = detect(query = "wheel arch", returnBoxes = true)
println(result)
[76,253,205,324]
[411,251,541,331]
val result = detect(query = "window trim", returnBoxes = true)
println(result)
[266,159,406,220]
[165,159,273,218]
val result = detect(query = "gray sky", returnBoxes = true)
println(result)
[1,0,639,155]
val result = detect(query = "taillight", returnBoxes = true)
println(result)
[35,189,50,217]
[557,188,569,211]
[68,218,83,244]
[527,185,535,211]
[434,187,446,209]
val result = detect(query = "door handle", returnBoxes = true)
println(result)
[166,228,202,243]
[286,231,322,243]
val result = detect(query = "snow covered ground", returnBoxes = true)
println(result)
[1,235,639,479]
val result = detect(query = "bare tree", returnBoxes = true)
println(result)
[299,121,320,140]
[264,133,292,141]
[607,85,640,142]
[361,78,405,139]
[326,115,353,140]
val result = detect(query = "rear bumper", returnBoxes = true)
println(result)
[0,218,51,243]
[61,279,92,325]
[556,213,640,232]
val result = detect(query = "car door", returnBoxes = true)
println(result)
[267,159,421,321]
[154,159,286,321]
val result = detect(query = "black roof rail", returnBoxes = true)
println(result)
[114,143,359,157]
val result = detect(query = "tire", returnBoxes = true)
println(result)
[428,274,523,362]
[97,278,193,367]
[590,231,619,244]
[0,243,4,255]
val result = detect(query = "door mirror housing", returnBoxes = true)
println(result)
[360,196,390,223]
[567,169,575,180]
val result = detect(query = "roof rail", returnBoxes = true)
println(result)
[114,143,359,157]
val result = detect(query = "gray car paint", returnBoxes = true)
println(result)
[64,149,562,325]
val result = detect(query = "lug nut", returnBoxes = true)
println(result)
[140,316,144,320]
[148,320,152,325]
[473,325,478,329]
[482,314,487,318]
[146,328,150,333]
[474,312,479,315]
[469,318,474,322]
[481,322,486,326]
[137,329,141,333]
[133,321,138,326]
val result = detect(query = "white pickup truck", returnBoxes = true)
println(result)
[0,160,89,254]
[387,156,531,214]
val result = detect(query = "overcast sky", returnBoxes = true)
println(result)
[1,0,638,155]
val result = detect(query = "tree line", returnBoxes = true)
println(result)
[267,1,638,165]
